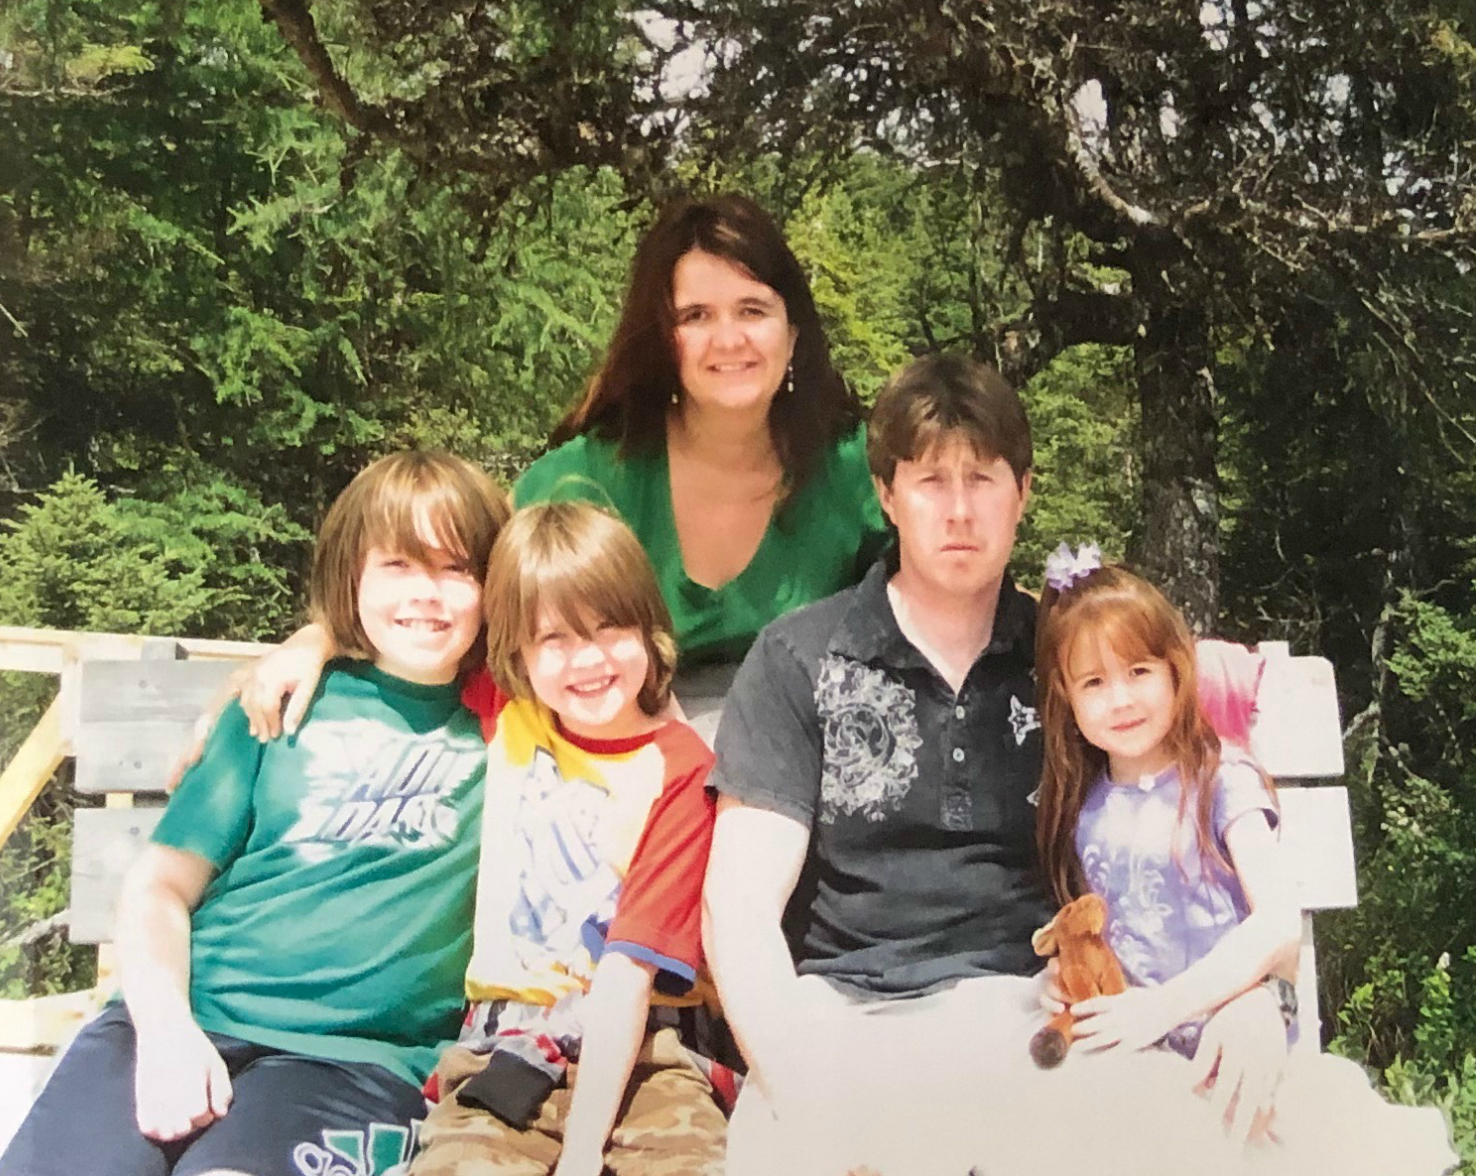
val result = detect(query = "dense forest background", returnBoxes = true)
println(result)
[2,0,1476,1164]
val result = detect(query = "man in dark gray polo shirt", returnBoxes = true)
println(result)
[704,354,1291,1176]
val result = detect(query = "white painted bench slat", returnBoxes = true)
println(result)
[1279,788,1357,913]
[1250,643,1345,779]
[1247,643,1354,1049]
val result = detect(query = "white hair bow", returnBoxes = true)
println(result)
[1044,542,1102,592]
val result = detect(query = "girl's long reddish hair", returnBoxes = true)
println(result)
[1035,565,1242,906]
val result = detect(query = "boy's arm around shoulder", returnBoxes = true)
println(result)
[166,626,335,790]
[240,621,338,739]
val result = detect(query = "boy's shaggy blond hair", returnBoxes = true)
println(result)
[484,501,678,715]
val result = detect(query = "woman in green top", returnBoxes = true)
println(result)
[236,195,888,739]
[515,193,889,667]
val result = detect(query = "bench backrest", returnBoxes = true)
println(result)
[1247,642,1356,912]
[1244,642,1355,1048]
[69,644,239,943]
[65,639,1357,1050]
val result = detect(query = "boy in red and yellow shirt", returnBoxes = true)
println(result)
[415,502,724,1176]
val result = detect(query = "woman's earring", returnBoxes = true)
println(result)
[785,363,795,397]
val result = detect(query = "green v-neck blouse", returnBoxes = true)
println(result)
[513,425,890,666]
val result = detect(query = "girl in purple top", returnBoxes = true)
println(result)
[1025,546,1456,1174]
[1034,551,1297,1063]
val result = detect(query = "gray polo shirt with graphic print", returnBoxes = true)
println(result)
[712,556,1054,997]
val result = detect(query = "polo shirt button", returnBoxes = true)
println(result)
[952,748,965,763]
[954,705,965,720]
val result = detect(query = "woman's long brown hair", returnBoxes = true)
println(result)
[1035,565,1240,906]
[552,194,860,493]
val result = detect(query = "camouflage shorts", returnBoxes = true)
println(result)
[411,1026,726,1176]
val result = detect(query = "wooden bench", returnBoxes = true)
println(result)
[1245,641,1356,1049]
[0,635,259,1056]
[0,630,265,1149]
[3,638,1354,1054]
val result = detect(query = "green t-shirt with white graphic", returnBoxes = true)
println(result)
[153,660,485,1087]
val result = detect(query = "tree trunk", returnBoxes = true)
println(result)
[1129,295,1219,632]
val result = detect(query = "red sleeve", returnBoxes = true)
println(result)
[605,725,716,994]
[460,666,511,742]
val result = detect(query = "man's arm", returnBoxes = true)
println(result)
[116,844,232,1141]
[704,616,825,1112]
[702,794,811,1109]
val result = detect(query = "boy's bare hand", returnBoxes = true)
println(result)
[134,1021,232,1141]
[241,629,332,740]
[164,623,333,790]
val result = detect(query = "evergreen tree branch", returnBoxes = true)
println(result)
[256,0,391,137]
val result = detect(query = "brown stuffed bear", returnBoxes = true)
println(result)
[1028,892,1127,1068]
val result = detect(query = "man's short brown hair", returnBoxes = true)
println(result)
[483,501,678,716]
[867,353,1032,487]
[310,450,511,670]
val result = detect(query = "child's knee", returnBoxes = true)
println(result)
[414,1092,555,1176]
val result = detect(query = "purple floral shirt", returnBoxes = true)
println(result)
[1075,756,1279,1054]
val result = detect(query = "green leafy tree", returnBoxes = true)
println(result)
[1016,344,1137,578]
[0,472,218,634]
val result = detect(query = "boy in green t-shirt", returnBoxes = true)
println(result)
[0,451,509,1176]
